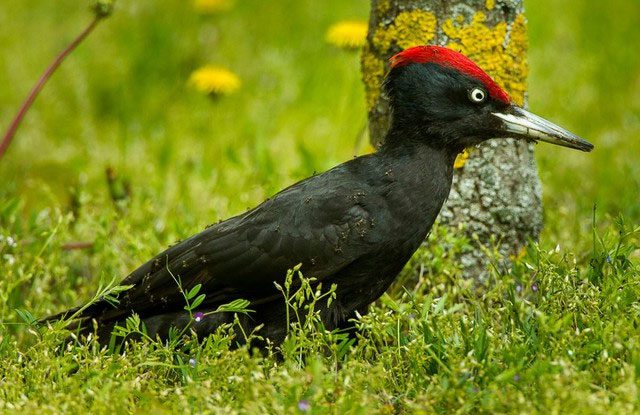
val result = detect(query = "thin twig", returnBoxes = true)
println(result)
[0,16,103,161]
[61,241,95,251]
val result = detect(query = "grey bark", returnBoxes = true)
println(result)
[362,0,542,280]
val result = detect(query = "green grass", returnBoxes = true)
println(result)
[1,0,640,413]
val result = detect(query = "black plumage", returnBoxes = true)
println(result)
[45,46,592,346]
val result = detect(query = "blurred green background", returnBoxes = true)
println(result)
[0,0,638,251]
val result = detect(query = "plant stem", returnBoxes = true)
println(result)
[0,16,102,161]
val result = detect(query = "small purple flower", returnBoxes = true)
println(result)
[513,373,520,382]
[606,255,612,264]
[516,284,523,293]
[297,400,311,412]
[189,358,196,367]
[531,283,539,293]
[194,312,204,322]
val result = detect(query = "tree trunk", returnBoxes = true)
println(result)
[361,0,542,280]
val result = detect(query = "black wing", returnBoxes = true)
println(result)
[78,162,389,323]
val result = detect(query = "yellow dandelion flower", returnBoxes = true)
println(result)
[326,20,368,50]
[193,0,235,14]
[453,149,470,169]
[188,65,241,96]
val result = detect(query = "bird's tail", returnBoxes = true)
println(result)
[39,306,116,347]
[40,302,130,347]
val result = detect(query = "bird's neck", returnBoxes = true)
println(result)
[377,139,456,223]
[379,135,458,174]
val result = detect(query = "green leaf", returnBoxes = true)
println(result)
[15,308,36,326]
[216,299,253,314]
[187,284,202,300]
[190,294,206,310]
[111,284,135,294]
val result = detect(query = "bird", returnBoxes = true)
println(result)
[44,45,593,347]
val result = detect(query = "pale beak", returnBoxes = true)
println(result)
[493,107,594,152]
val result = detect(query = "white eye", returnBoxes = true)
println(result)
[469,88,486,103]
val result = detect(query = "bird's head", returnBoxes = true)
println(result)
[383,45,593,154]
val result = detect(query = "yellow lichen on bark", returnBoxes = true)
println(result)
[361,44,386,110]
[376,0,391,15]
[454,149,470,169]
[372,10,437,51]
[443,12,528,106]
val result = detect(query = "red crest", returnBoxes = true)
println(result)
[390,46,510,104]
